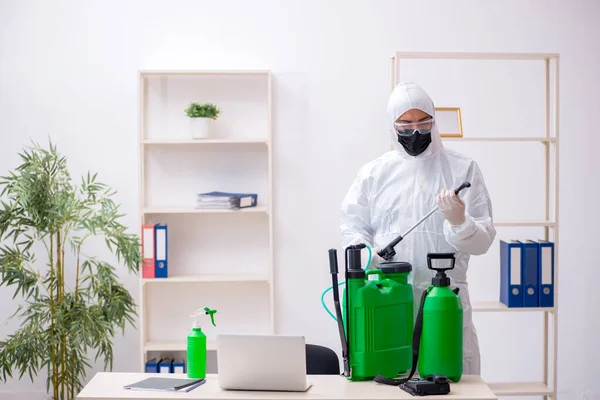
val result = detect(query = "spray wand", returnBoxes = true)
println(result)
[328,248,350,377]
[377,181,471,261]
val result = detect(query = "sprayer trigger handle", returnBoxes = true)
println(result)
[377,246,395,261]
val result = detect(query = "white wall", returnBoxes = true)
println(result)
[0,0,598,399]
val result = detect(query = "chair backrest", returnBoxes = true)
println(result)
[305,344,340,375]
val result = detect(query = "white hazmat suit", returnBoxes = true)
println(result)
[340,82,496,375]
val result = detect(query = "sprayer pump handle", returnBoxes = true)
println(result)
[427,252,456,272]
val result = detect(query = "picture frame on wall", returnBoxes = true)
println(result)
[435,107,463,138]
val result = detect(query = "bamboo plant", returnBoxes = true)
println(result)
[0,141,141,399]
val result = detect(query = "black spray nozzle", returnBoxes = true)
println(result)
[378,236,402,261]
[427,253,456,287]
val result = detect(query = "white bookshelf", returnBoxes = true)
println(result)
[391,52,559,399]
[137,70,274,369]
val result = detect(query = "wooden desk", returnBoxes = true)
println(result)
[77,373,497,400]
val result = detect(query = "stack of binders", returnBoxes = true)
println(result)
[141,223,168,279]
[195,191,257,210]
[499,239,555,308]
[145,358,186,374]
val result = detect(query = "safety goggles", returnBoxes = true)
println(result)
[394,117,434,136]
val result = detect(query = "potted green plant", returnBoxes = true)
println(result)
[184,102,221,139]
[0,140,141,400]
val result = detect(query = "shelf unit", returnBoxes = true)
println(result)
[137,70,273,370]
[391,52,559,399]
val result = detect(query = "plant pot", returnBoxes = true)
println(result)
[190,117,214,139]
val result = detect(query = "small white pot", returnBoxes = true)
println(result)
[190,117,214,139]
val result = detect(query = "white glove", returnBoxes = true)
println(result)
[437,189,466,226]
[370,248,387,268]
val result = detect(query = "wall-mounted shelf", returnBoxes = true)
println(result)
[488,382,553,397]
[144,341,217,352]
[142,274,270,285]
[142,138,268,146]
[142,207,269,215]
[139,69,271,76]
[442,137,556,143]
[472,301,555,313]
[494,220,556,227]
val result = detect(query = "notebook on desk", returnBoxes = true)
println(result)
[124,377,205,392]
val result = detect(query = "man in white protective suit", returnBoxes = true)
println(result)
[340,81,496,375]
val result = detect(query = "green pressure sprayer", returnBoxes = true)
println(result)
[329,245,414,380]
[419,253,463,382]
[325,181,471,384]
[375,252,463,388]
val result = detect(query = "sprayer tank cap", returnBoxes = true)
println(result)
[379,261,412,274]
[432,272,451,287]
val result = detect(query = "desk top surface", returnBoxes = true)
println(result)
[77,373,497,400]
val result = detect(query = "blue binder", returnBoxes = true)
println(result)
[159,358,173,373]
[198,192,258,208]
[145,358,159,373]
[173,360,186,374]
[500,240,523,307]
[522,240,540,307]
[154,224,168,278]
[538,240,555,307]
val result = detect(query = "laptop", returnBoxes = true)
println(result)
[216,333,312,392]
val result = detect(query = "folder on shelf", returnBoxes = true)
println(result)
[538,240,555,307]
[159,358,173,374]
[522,240,540,307]
[142,225,155,278]
[173,360,186,374]
[500,240,523,307]
[145,358,159,373]
[196,191,258,209]
[154,224,168,278]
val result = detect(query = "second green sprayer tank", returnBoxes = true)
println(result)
[418,253,463,382]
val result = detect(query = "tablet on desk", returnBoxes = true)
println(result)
[216,333,312,392]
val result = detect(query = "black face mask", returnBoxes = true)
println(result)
[397,130,432,156]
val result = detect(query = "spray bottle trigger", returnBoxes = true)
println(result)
[204,307,217,327]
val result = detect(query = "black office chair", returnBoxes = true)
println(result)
[305,344,340,375]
